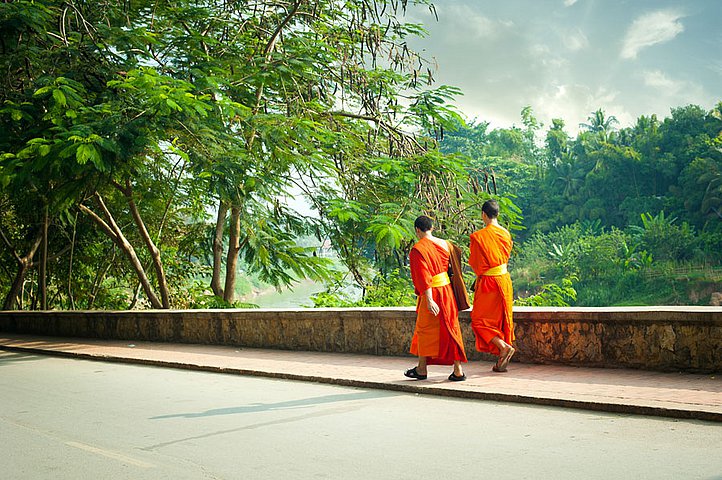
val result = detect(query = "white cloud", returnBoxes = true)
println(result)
[529,43,568,69]
[621,10,685,59]
[440,5,506,41]
[709,61,722,77]
[564,0,578,6]
[642,70,684,92]
[533,84,634,135]
[563,28,589,51]
[640,70,709,108]
[405,1,718,138]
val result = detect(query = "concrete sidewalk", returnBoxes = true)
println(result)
[1,333,720,422]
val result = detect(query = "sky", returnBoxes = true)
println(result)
[404,0,722,135]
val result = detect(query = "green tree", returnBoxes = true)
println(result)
[545,118,569,165]
[1,0,482,310]
[579,108,619,145]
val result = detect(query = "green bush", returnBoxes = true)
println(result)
[311,269,415,307]
[629,212,697,261]
[515,278,577,306]
[512,218,717,306]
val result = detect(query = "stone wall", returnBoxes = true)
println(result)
[512,307,722,373]
[0,306,720,372]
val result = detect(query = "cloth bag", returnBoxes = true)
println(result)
[447,241,471,311]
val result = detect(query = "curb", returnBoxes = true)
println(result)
[3,345,720,423]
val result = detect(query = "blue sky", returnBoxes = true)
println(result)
[405,0,721,134]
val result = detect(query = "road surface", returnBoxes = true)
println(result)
[1,351,720,479]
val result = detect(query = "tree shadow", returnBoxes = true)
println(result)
[142,390,398,451]
[0,350,44,365]
[150,389,394,420]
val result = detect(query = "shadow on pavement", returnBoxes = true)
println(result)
[150,390,396,420]
[0,351,44,365]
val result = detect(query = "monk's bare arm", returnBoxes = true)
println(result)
[424,288,439,316]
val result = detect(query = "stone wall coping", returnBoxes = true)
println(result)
[1,306,720,324]
[511,306,722,323]
[2,306,720,313]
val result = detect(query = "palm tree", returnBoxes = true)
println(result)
[579,108,619,143]
[552,151,583,198]
[700,172,722,219]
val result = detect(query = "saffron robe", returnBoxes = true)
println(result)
[409,237,467,365]
[469,224,514,355]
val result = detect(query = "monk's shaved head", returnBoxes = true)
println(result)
[414,215,434,232]
[482,200,499,219]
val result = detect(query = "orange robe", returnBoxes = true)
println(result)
[469,224,514,355]
[409,238,467,365]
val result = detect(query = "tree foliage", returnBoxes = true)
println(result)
[445,103,722,306]
[1,0,496,310]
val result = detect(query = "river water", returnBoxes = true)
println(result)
[240,278,364,308]
[239,280,327,308]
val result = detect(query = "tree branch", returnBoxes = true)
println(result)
[78,203,119,243]
[0,226,22,263]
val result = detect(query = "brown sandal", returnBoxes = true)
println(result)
[493,346,515,372]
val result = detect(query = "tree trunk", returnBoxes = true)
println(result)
[223,205,241,303]
[122,184,170,308]
[210,4,302,304]
[128,282,144,310]
[1,231,42,310]
[210,201,228,298]
[67,212,78,309]
[39,204,49,310]
[79,195,164,309]
[4,263,30,310]
[88,248,115,309]
[210,6,302,303]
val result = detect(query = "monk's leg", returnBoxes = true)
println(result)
[490,336,515,371]
[404,355,428,379]
[416,356,428,375]
[490,335,510,354]
[452,360,463,377]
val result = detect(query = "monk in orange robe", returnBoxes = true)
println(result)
[469,199,516,372]
[404,215,467,382]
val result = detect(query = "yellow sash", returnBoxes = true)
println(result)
[481,263,508,276]
[430,272,451,287]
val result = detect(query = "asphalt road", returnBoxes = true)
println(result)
[1,350,721,480]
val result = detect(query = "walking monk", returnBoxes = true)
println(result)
[469,199,516,372]
[404,215,467,382]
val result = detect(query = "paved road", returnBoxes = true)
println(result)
[2,351,721,480]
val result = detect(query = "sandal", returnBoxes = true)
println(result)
[448,372,466,382]
[493,346,516,373]
[404,366,427,380]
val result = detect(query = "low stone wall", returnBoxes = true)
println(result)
[0,307,720,372]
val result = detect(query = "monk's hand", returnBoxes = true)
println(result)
[427,299,440,316]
